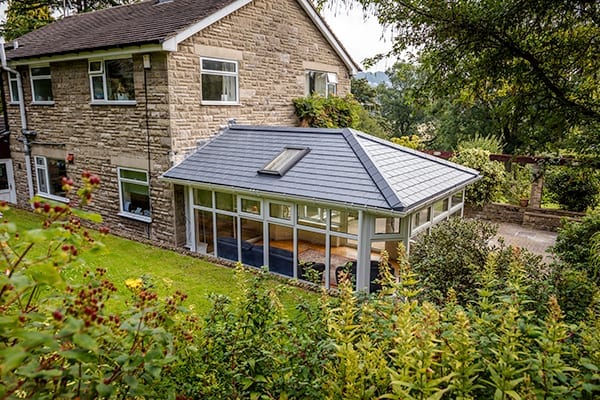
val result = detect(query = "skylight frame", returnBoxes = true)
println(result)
[258,146,310,176]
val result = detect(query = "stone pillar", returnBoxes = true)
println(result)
[530,165,544,208]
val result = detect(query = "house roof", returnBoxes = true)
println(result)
[3,0,359,73]
[161,125,480,214]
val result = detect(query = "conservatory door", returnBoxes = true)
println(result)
[0,160,16,204]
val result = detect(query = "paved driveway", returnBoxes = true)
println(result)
[493,223,558,263]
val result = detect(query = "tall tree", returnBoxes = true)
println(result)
[2,1,53,41]
[320,0,600,154]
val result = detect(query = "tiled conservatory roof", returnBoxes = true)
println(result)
[162,125,480,213]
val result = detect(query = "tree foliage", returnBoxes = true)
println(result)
[319,0,600,154]
[450,147,506,206]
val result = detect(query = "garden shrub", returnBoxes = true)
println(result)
[409,218,497,304]
[293,94,361,129]
[450,147,506,206]
[545,166,600,211]
[552,211,600,284]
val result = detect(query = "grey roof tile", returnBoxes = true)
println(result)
[162,125,480,212]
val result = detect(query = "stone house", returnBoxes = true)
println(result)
[0,0,358,245]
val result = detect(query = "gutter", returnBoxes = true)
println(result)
[0,40,35,201]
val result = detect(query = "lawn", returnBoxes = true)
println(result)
[3,207,317,315]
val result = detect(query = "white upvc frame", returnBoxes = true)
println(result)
[117,167,151,223]
[305,70,338,98]
[8,72,19,103]
[29,64,54,104]
[34,156,69,203]
[88,56,136,105]
[199,57,239,105]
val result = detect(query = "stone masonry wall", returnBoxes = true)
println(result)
[3,53,178,244]
[464,203,584,231]
[167,0,353,162]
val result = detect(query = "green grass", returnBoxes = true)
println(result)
[3,207,317,315]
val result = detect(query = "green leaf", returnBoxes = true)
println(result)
[73,333,98,353]
[27,263,63,287]
[96,382,115,397]
[71,208,103,223]
[23,228,53,243]
[62,349,96,363]
[0,346,28,375]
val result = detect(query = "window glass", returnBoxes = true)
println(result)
[194,189,212,208]
[119,168,150,218]
[297,229,327,285]
[306,70,337,97]
[412,207,430,229]
[105,59,134,101]
[268,224,294,278]
[9,72,19,102]
[195,209,214,255]
[331,237,358,290]
[241,198,261,215]
[215,213,236,260]
[200,58,238,103]
[298,205,327,227]
[330,209,358,234]
[240,218,264,267]
[89,58,134,102]
[375,217,401,234]
[215,192,236,212]
[269,202,291,220]
[451,191,463,207]
[433,198,449,218]
[35,156,67,197]
[259,147,309,175]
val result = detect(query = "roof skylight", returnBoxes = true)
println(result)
[258,146,310,176]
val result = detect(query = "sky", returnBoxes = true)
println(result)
[0,2,395,72]
[321,5,396,72]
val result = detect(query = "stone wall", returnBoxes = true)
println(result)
[167,0,352,162]
[464,203,584,231]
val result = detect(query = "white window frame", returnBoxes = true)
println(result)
[30,65,54,105]
[200,57,239,105]
[88,56,136,105]
[34,156,69,202]
[117,167,151,223]
[305,70,338,98]
[8,72,19,103]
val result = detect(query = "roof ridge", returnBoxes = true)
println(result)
[341,128,405,211]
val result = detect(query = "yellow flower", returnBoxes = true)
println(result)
[125,278,143,291]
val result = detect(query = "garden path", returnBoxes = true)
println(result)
[493,223,558,263]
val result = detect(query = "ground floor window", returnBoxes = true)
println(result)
[34,156,67,200]
[118,168,150,221]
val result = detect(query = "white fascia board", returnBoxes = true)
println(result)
[296,0,360,74]
[9,44,164,66]
[161,0,253,52]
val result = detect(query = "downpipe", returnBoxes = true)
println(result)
[0,40,35,200]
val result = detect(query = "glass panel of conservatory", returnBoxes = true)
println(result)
[240,218,263,267]
[297,229,327,285]
[241,198,261,215]
[330,209,359,234]
[433,198,449,218]
[215,213,237,262]
[194,189,212,208]
[330,236,358,290]
[375,217,401,234]
[215,192,236,212]
[195,209,214,255]
[268,224,294,278]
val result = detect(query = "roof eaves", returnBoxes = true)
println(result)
[341,128,405,211]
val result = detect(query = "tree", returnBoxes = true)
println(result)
[1,0,140,40]
[320,0,600,154]
[2,1,53,41]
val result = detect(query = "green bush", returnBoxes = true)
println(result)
[293,94,360,129]
[450,147,506,206]
[545,167,600,212]
[552,211,600,285]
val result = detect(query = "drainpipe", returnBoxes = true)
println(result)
[0,40,35,200]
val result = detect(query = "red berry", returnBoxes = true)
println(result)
[52,310,63,321]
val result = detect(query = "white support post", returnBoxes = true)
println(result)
[355,211,373,292]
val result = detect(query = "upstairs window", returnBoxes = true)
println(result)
[35,156,67,200]
[200,57,238,104]
[8,72,19,103]
[306,71,337,97]
[89,58,135,103]
[30,66,54,103]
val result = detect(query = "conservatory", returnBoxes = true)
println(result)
[162,125,479,292]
